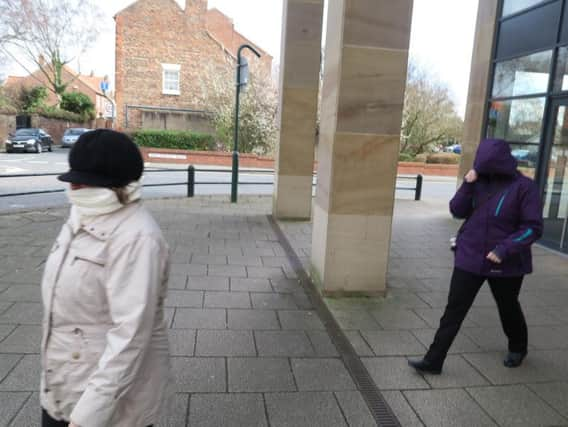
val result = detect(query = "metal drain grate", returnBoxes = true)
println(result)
[268,215,401,427]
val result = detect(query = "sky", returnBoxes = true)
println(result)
[2,0,480,116]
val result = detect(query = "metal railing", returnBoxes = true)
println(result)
[0,166,423,201]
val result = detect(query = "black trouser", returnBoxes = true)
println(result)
[42,409,153,427]
[425,267,527,368]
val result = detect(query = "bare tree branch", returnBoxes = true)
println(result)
[0,0,103,105]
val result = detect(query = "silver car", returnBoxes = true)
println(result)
[61,128,90,147]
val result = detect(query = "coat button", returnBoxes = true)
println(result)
[72,352,81,360]
[73,328,81,335]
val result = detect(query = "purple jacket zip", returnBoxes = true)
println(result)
[450,139,543,277]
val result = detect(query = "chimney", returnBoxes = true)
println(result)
[185,0,207,22]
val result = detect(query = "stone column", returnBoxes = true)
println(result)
[273,0,324,219]
[459,0,500,179]
[311,0,413,295]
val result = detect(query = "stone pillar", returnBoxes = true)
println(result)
[459,0,500,179]
[311,0,413,295]
[273,0,324,219]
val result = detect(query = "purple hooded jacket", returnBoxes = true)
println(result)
[451,139,543,277]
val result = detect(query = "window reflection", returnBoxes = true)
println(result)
[543,105,568,251]
[502,0,546,17]
[554,46,568,92]
[487,97,546,143]
[492,51,551,98]
[508,143,539,178]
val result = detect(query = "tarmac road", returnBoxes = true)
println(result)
[0,148,457,212]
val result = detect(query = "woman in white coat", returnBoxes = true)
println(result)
[40,130,170,427]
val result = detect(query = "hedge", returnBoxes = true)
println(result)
[131,129,216,151]
[426,152,461,164]
[34,107,86,123]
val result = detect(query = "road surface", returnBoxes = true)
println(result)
[0,149,457,212]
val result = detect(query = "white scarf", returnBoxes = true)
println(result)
[66,181,142,221]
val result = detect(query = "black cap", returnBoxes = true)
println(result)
[58,129,143,188]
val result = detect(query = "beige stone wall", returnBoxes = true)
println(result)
[312,0,413,295]
[141,111,214,134]
[459,0,500,179]
[273,0,324,219]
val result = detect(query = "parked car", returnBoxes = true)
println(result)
[4,128,54,153]
[444,144,462,154]
[61,128,90,147]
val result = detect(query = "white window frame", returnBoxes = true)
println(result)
[162,63,181,95]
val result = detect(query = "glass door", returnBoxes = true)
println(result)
[542,98,568,253]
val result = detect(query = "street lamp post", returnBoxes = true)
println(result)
[231,44,261,203]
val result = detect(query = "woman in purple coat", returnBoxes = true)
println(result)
[409,138,543,374]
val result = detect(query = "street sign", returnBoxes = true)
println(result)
[238,57,249,88]
[100,80,109,94]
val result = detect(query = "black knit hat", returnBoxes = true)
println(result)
[58,129,143,188]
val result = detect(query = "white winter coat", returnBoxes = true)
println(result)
[40,202,170,427]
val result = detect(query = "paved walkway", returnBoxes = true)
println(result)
[0,196,567,426]
[281,199,568,427]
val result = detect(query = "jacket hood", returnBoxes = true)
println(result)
[473,138,518,176]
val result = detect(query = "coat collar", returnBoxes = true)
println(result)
[67,202,142,241]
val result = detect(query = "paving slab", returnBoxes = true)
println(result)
[0,303,42,325]
[361,330,427,356]
[362,357,429,390]
[291,358,356,391]
[251,293,298,310]
[306,331,339,357]
[195,330,256,356]
[265,392,347,427]
[527,381,568,418]
[227,309,280,330]
[172,308,226,329]
[255,331,314,357]
[189,393,268,427]
[0,391,30,427]
[156,393,189,427]
[0,354,40,391]
[167,329,196,356]
[186,276,229,291]
[467,384,567,427]
[170,357,226,393]
[0,325,17,343]
[0,325,41,354]
[230,278,272,292]
[334,391,376,427]
[278,310,325,330]
[164,290,203,308]
[8,391,39,427]
[404,388,498,427]
[204,291,251,309]
[381,391,425,427]
[463,351,564,385]
[423,355,490,388]
[228,358,296,392]
[412,328,481,354]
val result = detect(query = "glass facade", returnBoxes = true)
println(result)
[487,98,546,142]
[492,51,552,97]
[487,0,568,253]
[502,0,547,16]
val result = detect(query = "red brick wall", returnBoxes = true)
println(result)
[206,9,273,75]
[31,115,94,145]
[115,0,270,131]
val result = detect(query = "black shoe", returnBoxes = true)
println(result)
[408,358,442,375]
[503,351,527,368]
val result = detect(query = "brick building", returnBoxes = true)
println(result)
[3,64,114,119]
[114,0,272,131]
